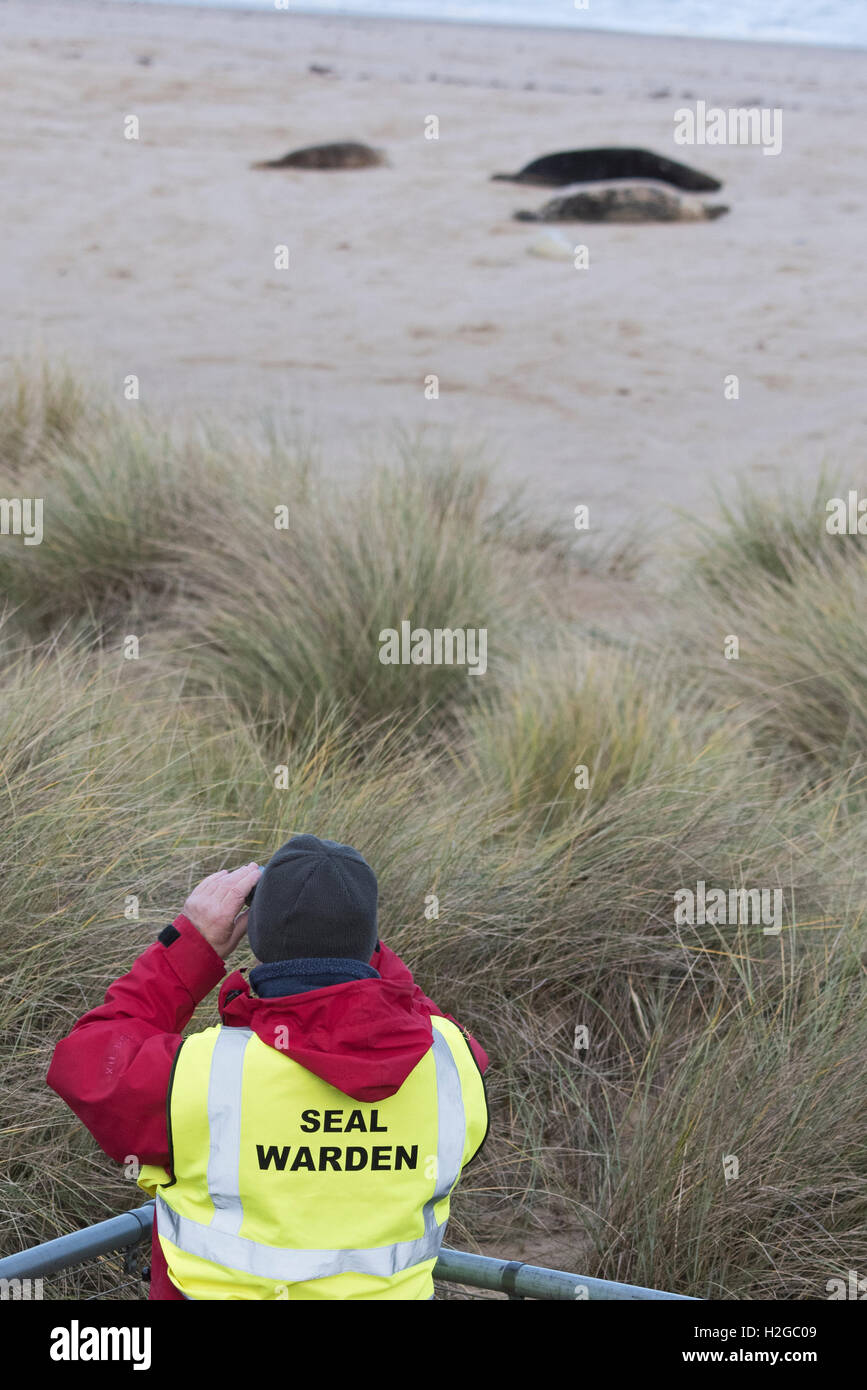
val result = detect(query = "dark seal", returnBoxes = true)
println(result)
[492,148,722,192]
[252,142,386,171]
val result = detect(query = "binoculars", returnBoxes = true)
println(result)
[245,866,266,908]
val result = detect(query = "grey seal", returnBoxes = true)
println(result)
[252,142,386,171]
[514,184,729,223]
[493,147,722,192]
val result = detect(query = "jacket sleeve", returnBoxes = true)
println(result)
[370,940,490,1074]
[46,916,226,1167]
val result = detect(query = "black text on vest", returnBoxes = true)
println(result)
[256,1144,419,1172]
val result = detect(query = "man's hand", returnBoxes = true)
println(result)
[182,863,262,960]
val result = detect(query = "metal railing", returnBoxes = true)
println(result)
[0,1203,697,1300]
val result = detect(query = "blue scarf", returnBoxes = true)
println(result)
[250,957,380,998]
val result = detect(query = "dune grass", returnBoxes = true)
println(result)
[180,453,551,737]
[1,365,865,1300]
[456,644,709,831]
[0,359,96,478]
[673,469,866,592]
[668,498,867,776]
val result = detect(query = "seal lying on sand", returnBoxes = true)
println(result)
[493,148,722,192]
[251,141,386,170]
[514,185,729,223]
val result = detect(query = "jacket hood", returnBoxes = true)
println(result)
[218,969,435,1103]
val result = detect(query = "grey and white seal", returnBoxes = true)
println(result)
[514,184,729,224]
[493,147,722,193]
[252,141,386,171]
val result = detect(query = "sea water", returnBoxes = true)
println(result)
[109,0,867,49]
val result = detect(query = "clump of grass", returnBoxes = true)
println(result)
[570,520,654,580]
[0,369,558,731]
[0,398,313,635]
[674,469,865,595]
[183,453,553,736]
[591,959,867,1298]
[0,359,95,477]
[670,547,867,775]
[456,644,703,831]
[730,555,867,771]
[0,422,184,632]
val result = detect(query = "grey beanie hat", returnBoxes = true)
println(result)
[247,834,378,964]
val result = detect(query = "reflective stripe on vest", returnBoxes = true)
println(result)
[156,1024,466,1282]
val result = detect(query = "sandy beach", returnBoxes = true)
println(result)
[2,0,866,535]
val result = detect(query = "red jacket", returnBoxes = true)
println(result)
[46,915,489,1300]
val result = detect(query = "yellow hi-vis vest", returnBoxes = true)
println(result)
[137,1014,489,1300]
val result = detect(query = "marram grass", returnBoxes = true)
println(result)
[0,366,865,1300]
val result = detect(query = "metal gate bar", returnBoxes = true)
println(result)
[0,1202,697,1300]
